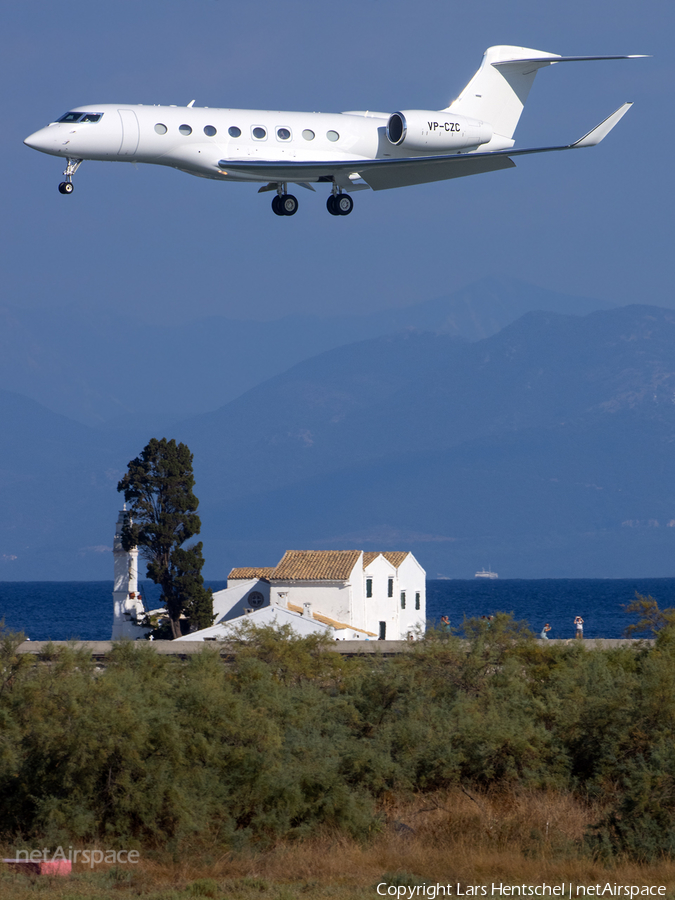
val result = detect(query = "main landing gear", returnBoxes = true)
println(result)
[326,191,353,216]
[268,182,355,216]
[271,185,298,216]
[58,158,83,195]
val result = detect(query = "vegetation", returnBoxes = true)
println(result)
[2,614,675,895]
[624,592,675,637]
[117,438,213,637]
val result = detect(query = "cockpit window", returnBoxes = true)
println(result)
[57,112,103,123]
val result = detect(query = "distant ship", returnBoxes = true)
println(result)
[475,568,498,579]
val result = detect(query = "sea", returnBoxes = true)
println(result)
[1,578,674,641]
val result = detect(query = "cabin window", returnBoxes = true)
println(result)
[179,124,192,135]
[204,125,217,136]
[228,126,241,137]
[276,127,291,141]
[400,592,406,610]
[154,123,168,134]
[252,126,267,140]
[58,112,84,123]
[81,113,102,123]
[326,130,339,142]
[415,592,421,610]
[387,578,393,598]
[302,129,315,141]
[366,578,373,598]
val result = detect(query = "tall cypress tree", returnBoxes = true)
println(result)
[117,438,214,639]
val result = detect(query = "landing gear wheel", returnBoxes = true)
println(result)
[272,195,284,216]
[281,194,298,216]
[58,181,74,194]
[326,195,340,216]
[336,193,353,216]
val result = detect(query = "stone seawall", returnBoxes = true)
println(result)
[15,638,654,659]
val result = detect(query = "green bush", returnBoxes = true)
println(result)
[2,619,675,861]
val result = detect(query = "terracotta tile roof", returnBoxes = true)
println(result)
[382,551,409,569]
[228,567,276,581]
[273,550,361,581]
[229,551,410,582]
[287,602,377,636]
[363,552,409,570]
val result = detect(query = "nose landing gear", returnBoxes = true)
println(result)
[271,184,298,216]
[58,158,83,195]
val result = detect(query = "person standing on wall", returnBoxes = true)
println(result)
[574,616,584,639]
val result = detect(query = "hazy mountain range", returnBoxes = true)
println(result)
[2,278,674,582]
[0,276,612,428]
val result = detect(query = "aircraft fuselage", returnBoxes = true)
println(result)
[24,104,487,183]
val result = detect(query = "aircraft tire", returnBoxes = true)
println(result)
[337,193,353,215]
[281,194,298,216]
[271,195,284,216]
[58,182,74,194]
[326,195,340,216]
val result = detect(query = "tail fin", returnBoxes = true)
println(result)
[446,46,646,148]
[446,46,561,146]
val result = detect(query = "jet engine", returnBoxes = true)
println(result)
[386,111,492,152]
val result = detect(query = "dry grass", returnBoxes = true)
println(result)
[2,789,675,899]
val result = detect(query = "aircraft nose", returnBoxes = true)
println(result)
[24,127,57,152]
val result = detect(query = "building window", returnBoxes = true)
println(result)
[379,621,386,640]
[387,578,393,598]
[400,592,406,609]
[248,591,264,609]
[366,578,373,598]
[415,592,421,610]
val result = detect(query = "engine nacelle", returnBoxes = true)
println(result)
[386,110,492,152]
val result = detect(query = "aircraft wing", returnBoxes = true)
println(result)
[218,153,516,192]
[217,102,632,192]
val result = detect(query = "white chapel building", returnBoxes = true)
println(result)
[175,549,426,642]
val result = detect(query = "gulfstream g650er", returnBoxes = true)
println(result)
[24,45,646,217]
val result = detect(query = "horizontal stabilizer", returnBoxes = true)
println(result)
[493,54,649,72]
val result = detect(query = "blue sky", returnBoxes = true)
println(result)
[3,0,670,325]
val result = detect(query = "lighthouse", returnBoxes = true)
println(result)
[111,507,149,639]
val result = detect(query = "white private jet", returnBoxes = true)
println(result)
[24,45,646,217]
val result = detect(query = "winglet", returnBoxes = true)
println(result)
[572,101,633,148]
